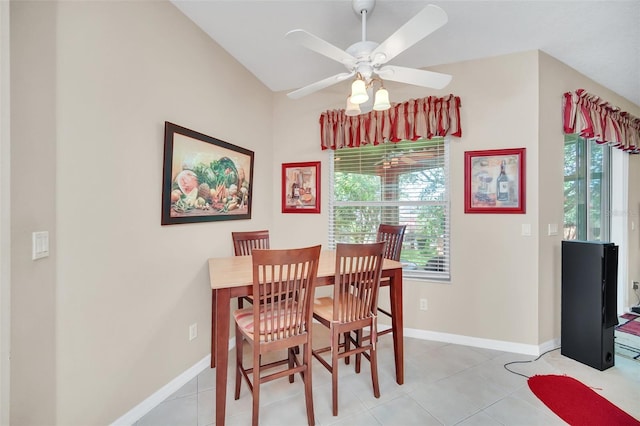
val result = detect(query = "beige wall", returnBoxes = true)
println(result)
[10,1,57,424]
[8,1,640,425]
[274,51,542,344]
[273,50,640,349]
[537,51,640,343]
[1,0,11,424]
[11,1,273,424]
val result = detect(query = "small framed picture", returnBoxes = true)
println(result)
[464,148,526,214]
[282,161,321,214]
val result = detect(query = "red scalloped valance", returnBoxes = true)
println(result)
[319,95,462,150]
[563,89,640,154]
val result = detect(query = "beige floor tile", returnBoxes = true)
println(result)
[136,336,640,426]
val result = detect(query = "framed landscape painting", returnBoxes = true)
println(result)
[161,122,254,225]
[464,148,526,214]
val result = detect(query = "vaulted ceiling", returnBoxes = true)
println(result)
[171,0,640,107]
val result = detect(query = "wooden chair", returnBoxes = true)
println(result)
[233,245,321,426]
[311,242,385,416]
[377,224,406,263]
[350,224,406,372]
[232,230,270,256]
[232,230,270,308]
[375,224,406,336]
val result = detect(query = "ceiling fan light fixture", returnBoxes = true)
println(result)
[345,96,362,116]
[350,78,369,104]
[373,86,390,111]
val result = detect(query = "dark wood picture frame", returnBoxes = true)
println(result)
[464,148,526,214]
[281,161,321,214]
[161,121,254,225]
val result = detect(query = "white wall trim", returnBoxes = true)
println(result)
[611,148,629,313]
[404,327,560,356]
[110,355,211,426]
[110,337,235,426]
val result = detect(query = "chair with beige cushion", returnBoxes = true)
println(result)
[311,241,385,416]
[233,244,321,426]
[232,230,270,308]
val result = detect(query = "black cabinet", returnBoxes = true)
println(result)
[561,240,618,371]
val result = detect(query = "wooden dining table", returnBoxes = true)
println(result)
[207,249,404,425]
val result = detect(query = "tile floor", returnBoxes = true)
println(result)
[136,325,640,426]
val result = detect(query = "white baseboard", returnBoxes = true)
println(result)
[112,330,559,425]
[403,326,560,357]
[110,338,235,426]
[110,355,210,426]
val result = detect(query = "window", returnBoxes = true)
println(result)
[329,138,450,280]
[564,134,611,241]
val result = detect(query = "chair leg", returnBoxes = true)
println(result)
[234,326,243,400]
[252,349,261,426]
[303,341,315,426]
[370,328,380,399]
[238,296,244,309]
[331,328,340,416]
[355,329,362,374]
[288,347,295,383]
[343,332,350,365]
[338,333,348,365]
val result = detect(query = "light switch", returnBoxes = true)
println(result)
[548,223,559,236]
[32,231,49,260]
[521,224,531,236]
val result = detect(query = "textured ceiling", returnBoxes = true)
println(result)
[171,0,640,107]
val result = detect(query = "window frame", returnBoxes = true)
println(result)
[563,135,611,241]
[328,138,451,281]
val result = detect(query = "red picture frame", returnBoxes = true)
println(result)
[282,161,321,214]
[464,148,526,214]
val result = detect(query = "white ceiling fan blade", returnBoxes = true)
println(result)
[287,72,355,99]
[400,156,417,165]
[371,5,448,66]
[376,65,452,89]
[286,29,356,67]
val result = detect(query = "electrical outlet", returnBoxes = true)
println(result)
[419,298,428,311]
[189,323,198,341]
[633,281,639,290]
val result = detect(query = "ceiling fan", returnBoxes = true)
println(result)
[285,0,452,101]
[374,147,441,168]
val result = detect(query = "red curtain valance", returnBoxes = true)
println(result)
[319,95,462,150]
[563,89,640,154]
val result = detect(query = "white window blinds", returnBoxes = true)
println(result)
[329,138,450,280]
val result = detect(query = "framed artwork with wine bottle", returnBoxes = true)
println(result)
[464,148,526,214]
[282,161,321,214]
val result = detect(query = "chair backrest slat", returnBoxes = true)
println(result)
[333,242,385,324]
[252,245,321,342]
[376,224,406,261]
[232,230,270,256]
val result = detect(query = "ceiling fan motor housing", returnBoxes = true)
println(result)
[346,41,380,80]
[352,0,376,16]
